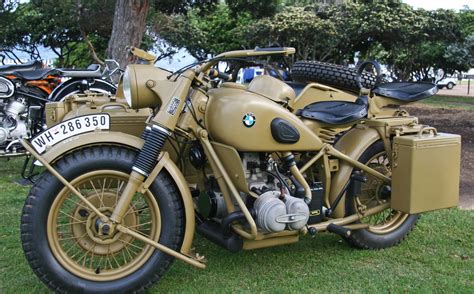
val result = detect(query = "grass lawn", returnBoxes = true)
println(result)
[0,158,472,293]
[420,95,474,110]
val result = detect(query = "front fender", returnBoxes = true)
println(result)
[40,131,195,255]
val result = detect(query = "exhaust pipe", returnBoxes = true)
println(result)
[197,220,243,253]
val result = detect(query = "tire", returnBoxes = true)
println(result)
[446,82,454,90]
[291,61,377,91]
[50,78,117,101]
[344,141,419,249]
[21,146,184,293]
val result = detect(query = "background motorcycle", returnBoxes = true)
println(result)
[0,61,118,160]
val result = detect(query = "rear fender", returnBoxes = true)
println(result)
[40,131,195,254]
[329,126,381,218]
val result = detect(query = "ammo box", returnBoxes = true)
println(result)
[391,131,461,214]
[45,93,151,137]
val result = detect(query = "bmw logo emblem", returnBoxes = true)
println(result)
[242,113,256,128]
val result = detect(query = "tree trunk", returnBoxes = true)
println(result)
[107,0,150,68]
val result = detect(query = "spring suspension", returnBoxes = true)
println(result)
[132,124,170,177]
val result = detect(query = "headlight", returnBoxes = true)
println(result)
[122,68,133,107]
[120,64,170,109]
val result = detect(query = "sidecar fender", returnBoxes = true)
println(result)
[329,126,381,218]
[40,131,196,255]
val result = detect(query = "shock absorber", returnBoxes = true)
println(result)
[110,124,170,223]
[132,124,171,177]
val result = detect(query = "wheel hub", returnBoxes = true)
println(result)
[72,193,138,255]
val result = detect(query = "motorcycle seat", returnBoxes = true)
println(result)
[0,60,43,74]
[58,64,102,78]
[297,95,368,125]
[373,82,438,101]
[12,68,58,80]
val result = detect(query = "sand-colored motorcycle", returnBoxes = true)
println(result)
[20,47,460,293]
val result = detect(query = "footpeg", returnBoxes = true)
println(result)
[327,223,351,237]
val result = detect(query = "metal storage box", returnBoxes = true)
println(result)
[45,93,151,137]
[391,131,461,214]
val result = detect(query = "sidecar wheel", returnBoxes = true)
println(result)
[344,141,419,249]
[291,61,376,91]
[20,146,184,293]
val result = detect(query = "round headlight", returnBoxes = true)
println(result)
[122,68,133,107]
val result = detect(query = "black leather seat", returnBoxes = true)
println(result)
[58,64,102,78]
[12,68,58,80]
[0,61,43,74]
[373,82,438,101]
[297,95,368,125]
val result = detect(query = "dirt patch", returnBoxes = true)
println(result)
[438,83,474,97]
[403,104,474,210]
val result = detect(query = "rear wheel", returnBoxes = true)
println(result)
[446,82,454,90]
[50,79,117,101]
[21,146,184,293]
[345,141,419,249]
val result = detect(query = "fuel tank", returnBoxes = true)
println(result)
[205,87,323,152]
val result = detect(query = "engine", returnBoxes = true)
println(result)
[242,153,309,232]
[0,77,31,154]
[198,151,310,233]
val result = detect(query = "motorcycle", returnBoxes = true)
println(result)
[20,47,460,293]
[0,61,117,159]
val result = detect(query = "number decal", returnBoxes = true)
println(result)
[85,117,91,127]
[61,124,67,135]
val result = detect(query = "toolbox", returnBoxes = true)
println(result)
[45,93,151,137]
[391,128,461,213]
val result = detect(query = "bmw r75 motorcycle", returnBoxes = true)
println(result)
[20,47,460,292]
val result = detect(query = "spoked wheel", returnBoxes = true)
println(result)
[21,146,184,293]
[345,141,418,249]
[49,171,160,281]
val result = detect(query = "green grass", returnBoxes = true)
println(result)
[0,158,473,293]
[419,95,474,110]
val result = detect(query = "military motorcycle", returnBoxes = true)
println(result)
[20,47,460,293]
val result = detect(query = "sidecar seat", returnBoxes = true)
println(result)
[248,75,296,103]
[372,82,438,101]
[296,95,368,125]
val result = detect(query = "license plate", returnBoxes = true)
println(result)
[31,114,110,154]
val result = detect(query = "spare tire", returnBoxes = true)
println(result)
[291,61,376,91]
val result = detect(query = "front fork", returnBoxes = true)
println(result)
[110,124,170,224]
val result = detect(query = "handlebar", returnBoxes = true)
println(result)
[209,69,232,81]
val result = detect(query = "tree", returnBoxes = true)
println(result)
[106,0,150,67]
[0,0,115,67]
[250,7,338,61]
[157,4,253,60]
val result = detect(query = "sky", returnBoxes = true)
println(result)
[403,0,471,10]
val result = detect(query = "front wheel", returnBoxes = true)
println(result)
[21,146,184,293]
[446,82,454,90]
[345,141,419,249]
